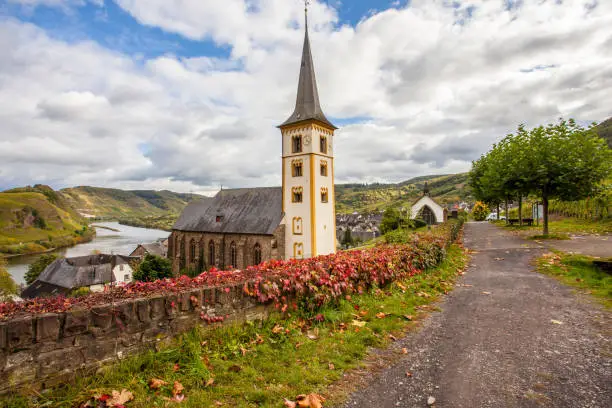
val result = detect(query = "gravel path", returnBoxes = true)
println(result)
[342,222,611,408]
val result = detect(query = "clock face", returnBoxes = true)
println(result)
[304,135,312,145]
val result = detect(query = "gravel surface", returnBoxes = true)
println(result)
[342,222,611,408]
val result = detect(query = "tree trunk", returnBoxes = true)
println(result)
[505,197,509,225]
[518,195,523,226]
[543,194,549,236]
[497,203,500,221]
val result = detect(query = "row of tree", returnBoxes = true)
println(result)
[469,119,611,235]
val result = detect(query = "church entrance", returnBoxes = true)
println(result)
[420,205,437,225]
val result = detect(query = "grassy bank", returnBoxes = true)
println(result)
[496,216,612,238]
[536,252,612,309]
[5,244,467,408]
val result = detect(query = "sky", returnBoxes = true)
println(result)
[0,0,610,195]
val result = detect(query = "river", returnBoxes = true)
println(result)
[6,222,170,285]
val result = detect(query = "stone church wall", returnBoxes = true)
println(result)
[169,225,286,274]
[0,282,274,394]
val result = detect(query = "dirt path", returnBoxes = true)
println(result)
[342,222,611,408]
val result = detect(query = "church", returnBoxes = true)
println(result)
[167,10,337,273]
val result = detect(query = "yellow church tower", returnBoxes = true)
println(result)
[279,6,337,259]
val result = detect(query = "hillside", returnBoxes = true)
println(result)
[596,117,612,148]
[60,186,202,219]
[0,185,204,255]
[0,185,92,255]
[335,173,471,214]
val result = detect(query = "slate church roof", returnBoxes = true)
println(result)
[280,12,336,129]
[173,187,283,235]
[21,254,137,299]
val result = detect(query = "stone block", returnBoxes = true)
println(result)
[63,309,90,337]
[91,305,113,331]
[36,347,85,377]
[149,296,166,321]
[136,299,150,323]
[36,314,61,343]
[7,316,33,351]
[6,350,33,370]
[114,301,137,332]
[165,295,179,318]
[0,323,6,350]
[203,288,215,305]
[85,339,116,363]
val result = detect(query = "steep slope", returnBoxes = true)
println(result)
[335,173,471,214]
[0,186,91,255]
[596,117,612,148]
[60,186,203,219]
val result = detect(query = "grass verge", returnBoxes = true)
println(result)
[494,217,612,239]
[537,252,612,309]
[5,245,467,408]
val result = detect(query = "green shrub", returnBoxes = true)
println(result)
[25,254,59,285]
[133,254,173,282]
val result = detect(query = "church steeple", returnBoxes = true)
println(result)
[280,4,336,129]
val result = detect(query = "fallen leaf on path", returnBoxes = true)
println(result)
[272,325,284,334]
[328,363,335,370]
[427,396,436,405]
[401,348,408,354]
[375,312,387,319]
[295,393,326,408]
[284,399,297,408]
[107,389,134,406]
[389,334,398,341]
[403,315,413,321]
[551,320,563,325]
[204,378,215,387]
[481,291,491,295]
[494,257,505,261]
[406,371,412,377]
[148,378,167,390]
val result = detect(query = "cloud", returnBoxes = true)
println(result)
[0,0,611,193]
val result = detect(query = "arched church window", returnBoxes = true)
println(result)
[292,217,303,235]
[189,239,196,261]
[419,206,436,225]
[292,135,302,153]
[254,243,262,265]
[321,187,329,203]
[292,159,303,177]
[230,241,237,268]
[320,161,328,176]
[208,240,216,267]
[292,187,303,203]
[320,136,328,154]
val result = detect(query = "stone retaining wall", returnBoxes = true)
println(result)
[0,282,270,393]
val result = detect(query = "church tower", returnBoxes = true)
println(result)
[280,6,337,259]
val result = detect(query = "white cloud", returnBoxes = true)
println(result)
[0,0,611,193]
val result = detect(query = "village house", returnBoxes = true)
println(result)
[21,254,138,299]
[130,239,168,259]
[167,9,337,274]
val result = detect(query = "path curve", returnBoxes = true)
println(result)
[342,222,611,408]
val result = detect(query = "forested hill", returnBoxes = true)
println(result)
[335,173,471,214]
[596,117,612,148]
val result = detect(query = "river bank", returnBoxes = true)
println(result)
[6,222,169,285]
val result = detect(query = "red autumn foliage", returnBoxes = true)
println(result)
[0,222,462,320]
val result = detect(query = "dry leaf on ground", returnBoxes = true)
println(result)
[351,320,366,327]
[403,315,413,321]
[107,389,134,406]
[551,319,563,325]
[401,348,408,354]
[295,393,326,408]
[375,312,387,319]
[172,381,184,397]
[148,378,167,390]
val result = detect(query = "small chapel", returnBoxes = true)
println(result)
[411,182,447,225]
[167,8,337,273]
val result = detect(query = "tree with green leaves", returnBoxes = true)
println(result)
[0,256,18,301]
[133,254,173,282]
[380,207,401,234]
[470,119,611,235]
[25,254,59,285]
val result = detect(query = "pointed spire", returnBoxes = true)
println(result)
[280,3,336,129]
[423,182,430,196]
